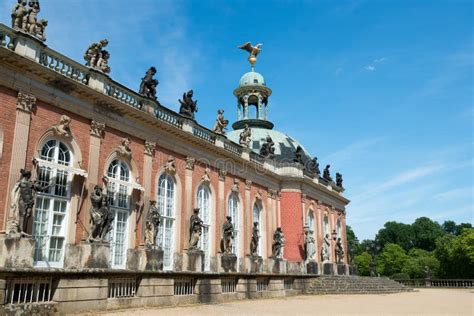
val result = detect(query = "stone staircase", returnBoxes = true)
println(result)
[305,276,412,295]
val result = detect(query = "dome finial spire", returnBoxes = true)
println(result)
[238,42,263,70]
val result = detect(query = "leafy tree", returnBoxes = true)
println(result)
[376,243,409,276]
[435,228,474,278]
[353,252,372,276]
[412,217,444,251]
[375,221,414,251]
[358,239,376,255]
[401,248,440,278]
[442,221,472,236]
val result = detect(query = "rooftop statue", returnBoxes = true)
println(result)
[271,227,285,259]
[304,230,316,261]
[144,200,161,248]
[179,90,198,119]
[323,164,332,182]
[238,42,263,68]
[294,145,304,164]
[139,67,159,100]
[250,222,260,256]
[188,208,204,250]
[220,216,235,254]
[11,0,48,41]
[336,237,345,263]
[239,124,252,147]
[212,109,229,135]
[84,39,111,74]
[310,156,321,176]
[336,172,343,188]
[88,181,114,242]
[8,169,55,236]
[260,136,275,159]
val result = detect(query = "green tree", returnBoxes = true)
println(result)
[412,217,444,251]
[442,220,473,236]
[376,243,409,276]
[353,252,372,276]
[375,221,414,251]
[435,228,474,278]
[401,248,440,278]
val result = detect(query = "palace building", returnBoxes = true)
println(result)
[0,2,351,313]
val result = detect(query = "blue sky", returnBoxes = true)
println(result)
[2,0,472,240]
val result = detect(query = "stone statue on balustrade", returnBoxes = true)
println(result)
[144,200,161,248]
[335,237,344,263]
[323,164,332,182]
[309,156,320,176]
[84,39,111,74]
[11,0,48,41]
[220,216,234,254]
[271,227,285,259]
[260,136,275,159]
[239,124,252,147]
[179,90,198,119]
[294,146,304,164]
[188,208,204,250]
[8,169,55,237]
[250,222,260,256]
[88,183,114,242]
[139,67,159,100]
[304,230,316,261]
[336,172,343,188]
[322,233,331,262]
[212,109,229,135]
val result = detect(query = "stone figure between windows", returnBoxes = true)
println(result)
[250,222,260,256]
[188,208,204,250]
[144,200,161,248]
[304,230,316,261]
[220,216,235,254]
[88,183,114,242]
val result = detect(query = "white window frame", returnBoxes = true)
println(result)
[227,193,239,256]
[197,184,211,271]
[157,173,175,270]
[107,159,132,269]
[33,139,72,268]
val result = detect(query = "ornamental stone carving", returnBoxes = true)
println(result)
[212,109,229,135]
[52,115,72,138]
[336,237,345,263]
[239,124,252,147]
[201,167,211,183]
[245,180,252,190]
[188,208,204,250]
[165,156,176,174]
[185,157,196,170]
[231,178,239,192]
[84,39,111,74]
[139,67,158,100]
[322,233,331,262]
[16,91,36,113]
[90,120,105,138]
[256,189,263,201]
[220,216,235,254]
[178,90,198,119]
[250,222,260,256]
[304,230,316,261]
[116,137,132,159]
[218,169,227,181]
[268,189,277,199]
[88,183,114,242]
[336,172,343,188]
[144,140,156,156]
[271,227,285,259]
[323,164,332,182]
[144,200,161,247]
[11,0,48,42]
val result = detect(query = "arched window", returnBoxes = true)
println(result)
[323,215,329,236]
[157,173,175,270]
[197,184,211,271]
[307,210,314,231]
[228,193,239,256]
[33,139,72,266]
[336,219,342,238]
[253,202,262,255]
[107,159,132,268]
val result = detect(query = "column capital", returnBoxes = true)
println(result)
[16,91,36,113]
[185,157,196,170]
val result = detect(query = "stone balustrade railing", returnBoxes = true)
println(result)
[0,23,346,195]
[394,279,474,288]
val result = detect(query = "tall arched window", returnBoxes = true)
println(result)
[336,219,342,238]
[157,173,175,270]
[228,193,239,256]
[252,202,262,256]
[197,184,211,271]
[33,139,72,267]
[107,159,132,268]
[307,210,314,231]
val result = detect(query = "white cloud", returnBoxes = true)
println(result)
[364,65,375,71]
[363,57,387,72]
[434,188,473,202]
[323,137,383,166]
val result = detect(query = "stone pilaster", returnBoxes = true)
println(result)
[140,140,156,246]
[3,91,36,232]
[183,157,194,250]
[217,169,225,254]
[244,180,251,255]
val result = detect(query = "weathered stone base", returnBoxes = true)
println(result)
[337,263,347,275]
[306,260,318,274]
[0,235,35,268]
[268,258,287,274]
[245,255,263,273]
[349,265,358,275]
[323,262,334,275]
[183,250,204,272]
[64,242,110,269]
[219,253,237,272]
[127,247,164,271]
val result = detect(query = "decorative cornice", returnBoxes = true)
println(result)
[218,169,227,181]
[90,120,105,138]
[144,140,156,156]
[16,91,36,113]
[185,157,196,170]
